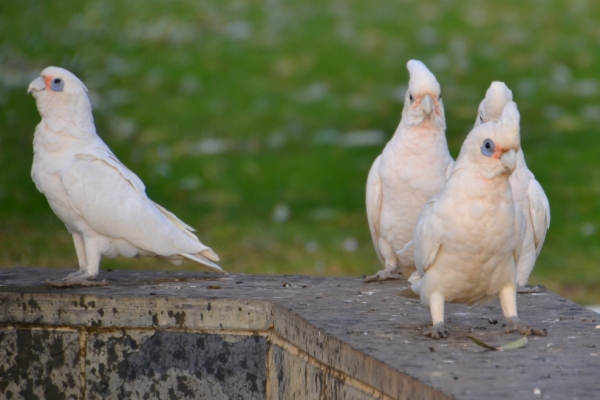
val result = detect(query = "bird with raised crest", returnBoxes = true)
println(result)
[364,60,453,283]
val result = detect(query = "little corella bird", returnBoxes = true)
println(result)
[474,82,550,293]
[28,67,224,286]
[402,101,546,339]
[364,60,453,282]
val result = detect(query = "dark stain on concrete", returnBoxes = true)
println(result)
[78,297,88,310]
[0,328,80,399]
[86,331,267,399]
[27,298,39,311]
[172,312,185,327]
[176,376,195,397]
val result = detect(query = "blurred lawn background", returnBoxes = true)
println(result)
[1,0,600,305]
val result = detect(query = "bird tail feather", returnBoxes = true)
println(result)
[181,252,227,274]
[397,286,419,298]
[152,201,198,238]
[398,271,421,298]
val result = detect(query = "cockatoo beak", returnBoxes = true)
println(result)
[500,148,516,171]
[421,94,434,117]
[27,76,45,95]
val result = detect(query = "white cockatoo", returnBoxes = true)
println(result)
[474,82,550,292]
[28,67,224,286]
[364,60,453,282]
[403,101,546,339]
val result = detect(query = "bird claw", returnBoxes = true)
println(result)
[46,272,107,288]
[503,317,547,336]
[424,323,450,339]
[363,269,404,283]
[516,284,545,294]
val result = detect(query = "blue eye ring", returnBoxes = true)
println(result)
[481,139,495,157]
[50,77,64,92]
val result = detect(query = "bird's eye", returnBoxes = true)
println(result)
[51,78,64,92]
[409,93,414,103]
[438,94,442,100]
[479,114,483,123]
[481,139,495,157]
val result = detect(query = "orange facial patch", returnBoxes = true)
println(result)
[44,76,53,90]
[492,146,503,159]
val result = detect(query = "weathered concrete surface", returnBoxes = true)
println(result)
[1,267,599,399]
[0,327,81,399]
[86,331,266,399]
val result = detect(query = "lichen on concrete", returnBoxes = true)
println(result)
[0,327,80,400]
[86,330,267,399]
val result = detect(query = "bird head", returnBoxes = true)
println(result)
[474,81,513,127]
[401,60,445,130]
[27,66,90,119]
[459,101,521,177]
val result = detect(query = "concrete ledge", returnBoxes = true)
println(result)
[0,267,599,399]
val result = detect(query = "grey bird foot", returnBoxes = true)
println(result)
[46,271,107,288]
[363,269,404,283]
[503,317,547,336]
[517,284,546,294]
[46,278,108,288]
[424,323,450,339]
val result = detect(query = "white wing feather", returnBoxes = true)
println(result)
[61,152,223,273]
[413,197,443,277]
[366,155,384,265]
[528,179,550,257]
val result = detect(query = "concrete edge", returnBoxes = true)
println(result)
[0,292,272,331]
[0,290,449,399]
[271,304,450,400]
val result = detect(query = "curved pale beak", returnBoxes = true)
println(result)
[500,148,516,171]
[27,76,45,95]
[421,94,434,117]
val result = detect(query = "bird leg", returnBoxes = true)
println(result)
[364,239,405,282]
[499,285,546,336]
[46,238,107,287]
[423,292,449,339]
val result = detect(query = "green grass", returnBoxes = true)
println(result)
[1,1,600,305]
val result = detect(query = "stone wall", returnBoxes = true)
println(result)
[0,291,416,399]
[0,267,599,399]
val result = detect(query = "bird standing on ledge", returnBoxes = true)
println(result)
[402,102,546,339]
[365,60,453,282]
[28,66,224,287]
